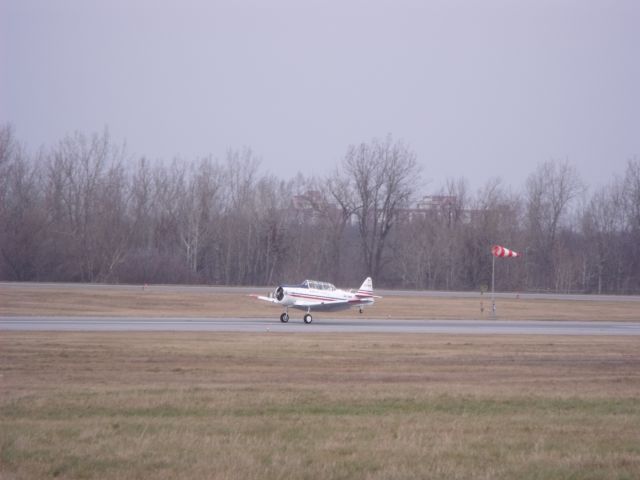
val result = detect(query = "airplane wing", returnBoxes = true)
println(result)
[250,294,349,307]
[293,298,354,312]
[251,294,368,312]
[250,295,280,305]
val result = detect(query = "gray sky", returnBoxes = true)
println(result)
[1,0,638,191]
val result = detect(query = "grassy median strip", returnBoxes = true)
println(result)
[1,284,640,320]
[2,333,640,479]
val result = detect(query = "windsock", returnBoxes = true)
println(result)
[492,245,519,258]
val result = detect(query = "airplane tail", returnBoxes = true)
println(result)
[357,277,374,297]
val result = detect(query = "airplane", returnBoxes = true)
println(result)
[255,277,379,324]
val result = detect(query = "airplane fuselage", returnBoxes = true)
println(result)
[276,283,373,312]
[256,278,377,323]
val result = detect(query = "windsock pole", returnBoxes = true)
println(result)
[492,254,496,317]
[491,245,520,318]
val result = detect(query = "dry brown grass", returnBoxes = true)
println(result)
[2,332,640,479]
[1,284,639,320]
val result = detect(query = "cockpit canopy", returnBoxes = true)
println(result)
[301,280,336,291]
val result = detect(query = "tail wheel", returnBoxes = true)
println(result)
[303,313,313,324]
[280,313,289,323]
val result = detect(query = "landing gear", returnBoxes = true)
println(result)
[279,308,311,324]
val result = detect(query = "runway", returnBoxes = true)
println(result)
[2,316,639,335]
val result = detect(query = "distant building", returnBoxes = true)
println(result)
[291,190,325,224]
[291,190,353,225]
[292,191,483,226]
[416,195,457,211]
[402,195,464,224]
[291,190,324,211]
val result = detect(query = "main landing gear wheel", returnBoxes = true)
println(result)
[280,313,289,323]
[303,313,313,324]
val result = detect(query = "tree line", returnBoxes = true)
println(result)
[1,125,639,293]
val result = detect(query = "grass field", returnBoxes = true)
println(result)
[2,332,640,479]
[1,284,639,321]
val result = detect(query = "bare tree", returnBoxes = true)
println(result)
[44,129,128,281]
[581,182,626,293]
[336,136,421,280]
[622,159,640,232]
[298,174,356,283]
[525,160,584,291]
[621,159,640,291]
[129,158,155,250]
[148,159,195,282]
[4,126,640,294]
[0,141,47,280]
[177,157,224,275]
[219,148,261,284]
[0,124,17,171]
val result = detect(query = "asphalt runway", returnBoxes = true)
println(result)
[2,316,639,335]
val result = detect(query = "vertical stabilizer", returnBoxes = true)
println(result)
[357,277,373,295]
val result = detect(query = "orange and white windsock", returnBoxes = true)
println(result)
[492,245,520,258]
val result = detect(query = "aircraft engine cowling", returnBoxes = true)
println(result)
[275,286,285,301]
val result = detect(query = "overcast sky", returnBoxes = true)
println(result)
[1,0,638,192]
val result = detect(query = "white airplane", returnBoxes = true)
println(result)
[256,277,379,324]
